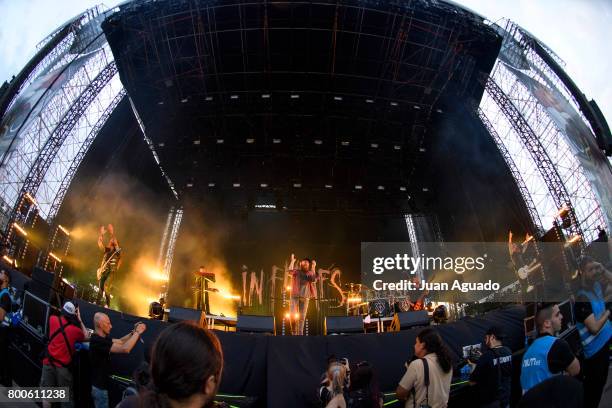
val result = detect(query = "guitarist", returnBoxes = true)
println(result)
[97,224,121,307]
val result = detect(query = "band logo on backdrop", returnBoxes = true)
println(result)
[240,264,345,310]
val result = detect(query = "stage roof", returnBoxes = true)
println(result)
[102,0,501,214]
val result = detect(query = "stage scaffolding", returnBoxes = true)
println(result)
[478,20,608,243]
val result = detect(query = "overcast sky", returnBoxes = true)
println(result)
[1,0,610,123]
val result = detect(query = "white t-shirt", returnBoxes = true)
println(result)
[398,353,452,408]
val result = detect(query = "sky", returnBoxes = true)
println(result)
[0,0,610,124]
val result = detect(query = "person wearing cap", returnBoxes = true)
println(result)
[468,326,513,408]
[40,301,90,408]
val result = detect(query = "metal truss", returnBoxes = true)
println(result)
[45,87,126,222]
[484,76,583,240]
[160,208,183,300]
[0,44,114,223]
[478,107,543,233]
[11,62,118,225]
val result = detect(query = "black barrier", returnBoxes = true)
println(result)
[11,300,525,407]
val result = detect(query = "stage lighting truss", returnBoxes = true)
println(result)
[478,20,608,243]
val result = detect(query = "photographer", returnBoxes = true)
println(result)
[468,326,512,408]
[396,327,452,408]
[574,256,612,408]
[90,312,146,408]
[40,301,89,408]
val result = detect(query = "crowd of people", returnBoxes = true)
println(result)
[0,251,608,408]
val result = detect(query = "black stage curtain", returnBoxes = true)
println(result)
[26,302,525,407]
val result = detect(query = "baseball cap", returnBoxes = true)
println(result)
[62,301,77,315]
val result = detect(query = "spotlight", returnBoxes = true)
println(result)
[286,285,292,291]
[149,302,164,320]
[365,99,374,103]
[273,138,282,144]
[13,223,27,237]
[294,313,300,320]
[205,96,213,101]
[246,138,255,144]
[58,225,70,236]
[290,94,300,99]
[216,139,224,144]
[24,192,38,206]
[285,312,290,319]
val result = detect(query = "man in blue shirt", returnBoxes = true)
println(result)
[574,256,612,408]
[520,303,580,394]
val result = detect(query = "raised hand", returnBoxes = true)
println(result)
[107,224,114,235]
[99,225,106,235]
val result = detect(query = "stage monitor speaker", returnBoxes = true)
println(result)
[29,266,56,302]
[236,315,276,335]
[389,311,429,331]
[168,307,203,324]
[22,291,50,337]
[324,316,364,335]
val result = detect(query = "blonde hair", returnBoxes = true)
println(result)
[327,362,347,397]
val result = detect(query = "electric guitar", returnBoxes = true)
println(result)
[517,262,541,280]
[97,248,121,281]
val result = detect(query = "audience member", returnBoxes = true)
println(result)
[396,327,453,408]
[0,269,12,386]
[520,303,580,394]
[518,375,583,408]
[90,312,146,408]
[40,301,89,408]
[469,326,512,408]
[575,256,612,408]
[139,321,224,407]
[320,361,348,408]
[347,361,383,408]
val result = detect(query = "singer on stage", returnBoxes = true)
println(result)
[96,224,121,307]
[288,253,317,335]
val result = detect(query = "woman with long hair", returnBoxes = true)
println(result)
[347,361,383,408]
[319,361,348,408]
[140,321,224,408]
[396,327,453,408]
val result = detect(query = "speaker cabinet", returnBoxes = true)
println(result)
[168,307,204,324]
[324,316,364,335]
[389,311,429,331]
[236,315,276,334]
